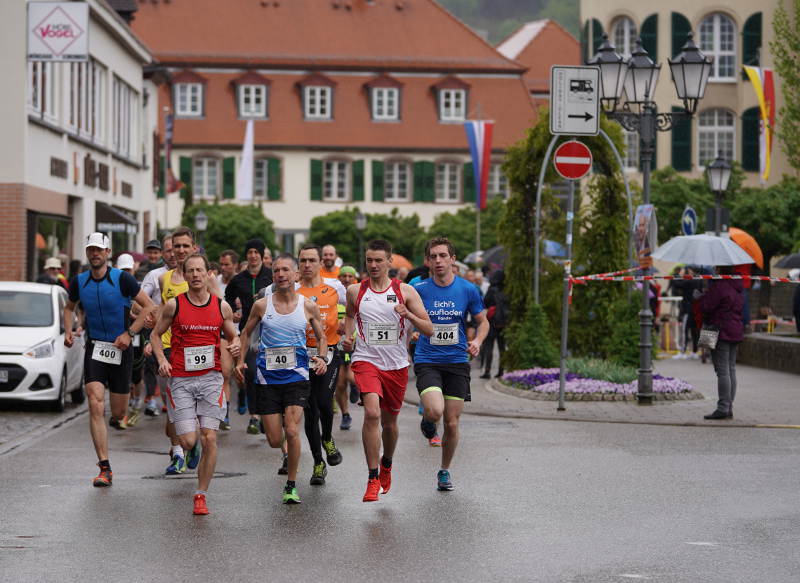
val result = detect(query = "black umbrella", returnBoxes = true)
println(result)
[775,253,800,269]
[482,245,507,269]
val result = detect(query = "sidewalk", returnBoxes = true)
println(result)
[405,357,800,429]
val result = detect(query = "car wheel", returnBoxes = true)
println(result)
[50,369,67,412]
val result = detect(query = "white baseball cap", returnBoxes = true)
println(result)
[43,257,62,270]
[116,253,135,271]
[85,232,111,250]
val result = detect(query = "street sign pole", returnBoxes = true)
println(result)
[557,178,576,411]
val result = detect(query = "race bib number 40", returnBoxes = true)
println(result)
[266,346,297,370]
[92,341,121,365]
[431,323,459,346]
[184,345,215,372]
[366,322,399,346]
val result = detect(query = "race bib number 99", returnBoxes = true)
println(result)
[366,322,399,346]
[184,345,215,372]
[266,346,297,370]
[92,341,122,365]
[430,323,459,346]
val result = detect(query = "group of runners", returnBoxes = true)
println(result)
[64,229,489,514]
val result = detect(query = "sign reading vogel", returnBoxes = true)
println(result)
[27,2,89,62]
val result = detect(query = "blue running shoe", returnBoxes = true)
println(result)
[186,441,201,470]
[437,469,454,491]
[165,454,186,475]
[339,413,352,431]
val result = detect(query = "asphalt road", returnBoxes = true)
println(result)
[1,402,798,582]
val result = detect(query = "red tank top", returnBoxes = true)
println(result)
[170,293,223,377]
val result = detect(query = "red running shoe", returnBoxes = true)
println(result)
[429,435,442,447]
[193,493,209,515]
[93,465,112,487]
[378,464,392,494]
[362,478,380,502]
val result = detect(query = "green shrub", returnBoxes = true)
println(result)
[502,301,559,370]
[565,357,637,383]
[604,297,641,368]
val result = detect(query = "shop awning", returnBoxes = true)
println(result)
[96,202,137,234]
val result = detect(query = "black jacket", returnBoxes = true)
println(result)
[225,266,273,331]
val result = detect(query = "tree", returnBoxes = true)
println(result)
[426,196,505,260]
[181,202,276,263]
[771,1,800,173]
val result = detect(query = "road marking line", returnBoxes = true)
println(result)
[685,541,719,546]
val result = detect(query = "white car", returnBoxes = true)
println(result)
[0,282,85,411]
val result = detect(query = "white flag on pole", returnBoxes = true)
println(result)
[237,119,254,200]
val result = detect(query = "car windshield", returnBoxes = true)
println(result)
[0,291,53,327]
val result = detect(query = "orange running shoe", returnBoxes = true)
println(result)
[362,478,380,502]
[193,493,209,515]
[93,465,112,487]
[429,435,442,447]
[378,464,392,494]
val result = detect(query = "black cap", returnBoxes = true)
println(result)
[244,238,266,258]
[145,239,162,250]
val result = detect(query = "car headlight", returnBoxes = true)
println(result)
[24,339,55,359]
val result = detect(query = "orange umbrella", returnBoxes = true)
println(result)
[390,254,414,270]
[729,227,763,268]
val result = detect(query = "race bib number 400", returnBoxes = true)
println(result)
[366,322,399,346]
[430,323,459,346]
[92,341,122,365]
[184,345,215,372]
[266,347,297,370]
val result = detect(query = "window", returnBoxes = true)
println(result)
[323,160,349,200]
[68,60,106,142]
[253,159,269,199]
[175,83,203,116]
[435,162,461,202]
[384,161,411,201]
[487,163,509,199]
[612,17,637,58]
[112,76,139,159]
[697,108,735,166]
[699,13,737,80]
[623,130,639,170]
[239,84,267,118]
[193,157,220,198]
[28,61,57,122]
[305,86,332,120]
[372,87,399,121]
[439,89,466,122]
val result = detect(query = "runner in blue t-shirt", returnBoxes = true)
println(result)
[412,237,489,491]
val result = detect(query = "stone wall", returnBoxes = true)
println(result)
[737,333,800,374]
[0,184,26,281]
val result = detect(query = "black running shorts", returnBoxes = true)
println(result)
[83,340,133,395]
[253,381,310,415]
[414,362,471,402]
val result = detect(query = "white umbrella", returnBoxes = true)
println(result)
[652,234,754,266]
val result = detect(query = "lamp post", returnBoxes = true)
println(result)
[706,155,732,236]
[355,211,366,273]
[194,209,208,251]
[588,33,713,404]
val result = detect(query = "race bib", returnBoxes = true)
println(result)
[266,346,297,370]
[366,322,399,346]
[431,323,459,346]
[307,347,332,364]
[184,345,215,372]
[92,341,121,365]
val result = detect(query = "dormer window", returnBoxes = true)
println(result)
[432,76,470,123]
[232,71,271,119]
[365,74,403,122]
[172,70,207,118]
[298,73,336,121]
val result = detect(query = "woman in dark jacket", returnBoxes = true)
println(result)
[698,266,745,419]
[480,270,509,379]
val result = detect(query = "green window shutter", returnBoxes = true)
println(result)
[179,156,192,197]
[267,158,281,201]
[352,160,365,202]
[372,160,384,202]
[591,18,604,55]
[581,20,590,64]
[463,162,476,203]
[671,12,691,58]
[671,106,692,171]
[640,14,658,62]
[310,159,322,201]
[222,157,235,199]
[743,13,762,66]
[741,107,760,172]
[158,155,165,198]
[413,161,434,202]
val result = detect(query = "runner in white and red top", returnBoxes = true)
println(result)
[151,253,240,516]
[342,239,433,503]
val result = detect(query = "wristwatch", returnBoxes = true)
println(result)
[127,327,136,338]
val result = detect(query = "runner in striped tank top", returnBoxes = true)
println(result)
[342,239,433,503]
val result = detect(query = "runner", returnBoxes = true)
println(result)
[320,244,340,279]
[336,266,360,427]
[216,250,239,430]
[235,253,328,504]
[342,239,433,502]
[297,245,346,485]
[150,253,240,515]
[413,237,488,491]
[63,233,155,487]
[116,253,145,427]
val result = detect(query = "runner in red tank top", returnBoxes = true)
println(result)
[151,254,240,515]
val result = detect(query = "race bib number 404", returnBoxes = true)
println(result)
[266,346,297,370]
[430,323,459,346]
[184,345,215,372]
[92,341,122,365]
[366,322,399,346]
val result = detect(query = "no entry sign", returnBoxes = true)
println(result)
[553,140,592,180]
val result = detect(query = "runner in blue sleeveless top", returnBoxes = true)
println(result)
[235,253,328,505]
[412,237,489,492]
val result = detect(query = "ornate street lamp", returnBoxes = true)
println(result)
[588,35,628,112]
[706,155,732,236]
[194,209,208,250]
[669,34,713,115]
[624,39,661,105]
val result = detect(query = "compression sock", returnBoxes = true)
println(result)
[381,456,392,469]
[368,468,379,480]
[286,480,296,489]
[98,459,111,469]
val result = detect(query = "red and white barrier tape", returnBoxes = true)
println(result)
[571,274,800,285]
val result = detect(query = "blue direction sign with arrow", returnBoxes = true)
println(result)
[681,206,697,236]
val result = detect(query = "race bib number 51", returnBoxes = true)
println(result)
[366,322,399,346]
[92,341,121,365]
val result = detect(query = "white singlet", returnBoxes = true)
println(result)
[352,282,409,371]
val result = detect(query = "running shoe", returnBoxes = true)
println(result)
[321,438,343,466]
[126,408,141,427]
[349,383,359,404]
[193,493,209,515]
[165,454,187,475]
[220,416,231,431]
[378,463,392,494]
[362,477,380,502]
[418,403,424,415]
[109,416,127,430]
[186,441,202,470]
[429,435,442,447]
[339,413,352,431]
[277,454,289,475]
[420,418,437,439]
[144,400,159,417]
[310,460,328,485]
[93,465,112,487]
[282,484,301,504]
[437,469,454,491]
[246,417,260,435]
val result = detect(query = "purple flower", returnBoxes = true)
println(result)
[502,368,694,394]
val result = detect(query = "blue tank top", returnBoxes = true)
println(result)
[256,294,309,385]
[76,268,134,342]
